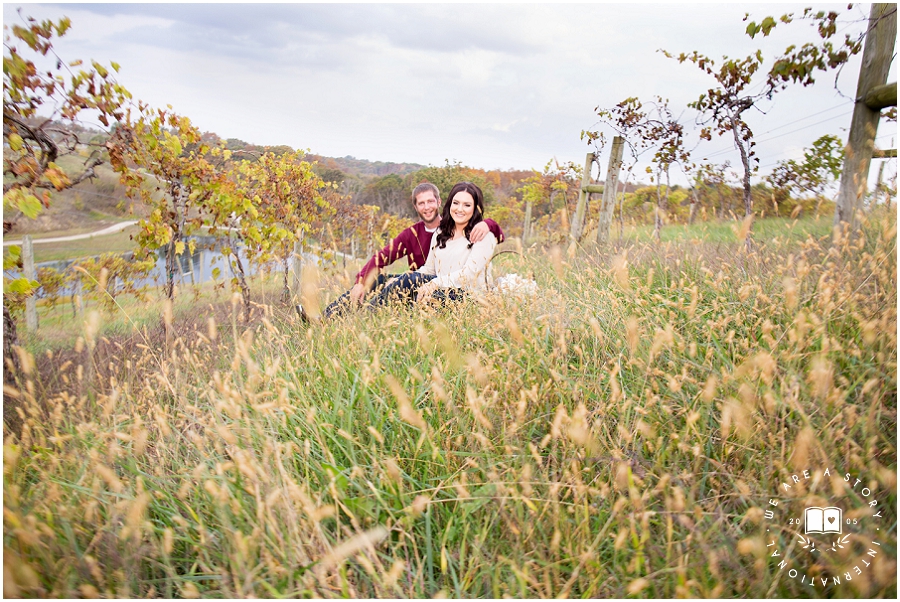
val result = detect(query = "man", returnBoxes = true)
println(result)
[298,181,503,321]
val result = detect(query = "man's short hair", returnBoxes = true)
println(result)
[412,182,440,204]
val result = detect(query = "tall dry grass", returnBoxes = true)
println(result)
[3,212,896,597]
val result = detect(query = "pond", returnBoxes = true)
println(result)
[5,236,324,298]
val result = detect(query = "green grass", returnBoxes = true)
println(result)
[612,214,835,244]
[22,278,225,353]
[88,210,116,221]
[28,226,142,262]
[21,257,359,351]
[3,212,897,598]
[5,223,127,242]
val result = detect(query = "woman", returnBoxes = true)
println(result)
[415,181,496,304]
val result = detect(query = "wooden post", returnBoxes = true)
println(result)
[864,82,897,110]
[558,190,571,233]
[688,187,700,225]
[23,235,37,332]
[291,240,303,297]
[594,136,625,245]
[570,152,595,242]
[188,246,196,286]
[176,249,186,288]
[523,199,533,242]
[835,3,897,229]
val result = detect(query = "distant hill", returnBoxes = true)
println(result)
[10,119,657,236]
[307,154,426,178]
[220,137,425,178]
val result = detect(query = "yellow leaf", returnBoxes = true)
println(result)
[175,241,185,255]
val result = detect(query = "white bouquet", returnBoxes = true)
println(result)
[494,273,538,296]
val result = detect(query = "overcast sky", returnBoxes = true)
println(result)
[3,2,896,187]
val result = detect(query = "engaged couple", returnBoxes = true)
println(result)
[297,181,505,322]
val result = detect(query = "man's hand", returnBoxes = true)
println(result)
[349,283,367,304]
[469,221,490,243]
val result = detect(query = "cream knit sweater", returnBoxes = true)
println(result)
[417,229,497,292]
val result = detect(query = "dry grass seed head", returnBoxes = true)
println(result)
[548,245,564,279]
[782,277,797,313]
[12,347,34,376]
[506,315,524,344]
[385,375,427,432]
[790,427,817,473]
[807,355,833,399]
[611,252,631,292]
[719,398,751,442]
[626,316,640,356]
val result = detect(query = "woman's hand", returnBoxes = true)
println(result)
[416,281,438,305]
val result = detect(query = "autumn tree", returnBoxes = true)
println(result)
[744,4,894,231]
[767,134,844,215]
[3,14,131,382]
[110,107,227,301]
[355,173,408,217]
[516,160,579,243]
[644,100,689,240]
[70,253,155,313]
[222,151,329,310]
[660,49,765,246]
[326,192,377,261]
[325,199,411,263]
[663,7,867,246]
[517,172,543,243]
[586,96,690,240]
[691,161,737,220]
[585,100,651,240]
[404,160,497,207]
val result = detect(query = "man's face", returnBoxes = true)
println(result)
[414,191,440,224]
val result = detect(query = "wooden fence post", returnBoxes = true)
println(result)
[875,160,886,206]
[594,136,625,245]
[23,235,37,332]
[835,3,896,229]
[291,240,303,298]
[570,152,595,242]
[523,198,533,243]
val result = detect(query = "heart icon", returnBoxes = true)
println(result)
[827,517,835,524]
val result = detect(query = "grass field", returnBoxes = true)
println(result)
[3,213,896,598]
[4,221,130,243]
[617,215,835,244]
[26,226,144,263]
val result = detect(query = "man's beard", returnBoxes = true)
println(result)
[419,210,438,224]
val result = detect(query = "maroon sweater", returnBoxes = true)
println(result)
[356,219,504,284]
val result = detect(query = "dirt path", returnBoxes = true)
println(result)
[2,221,138,246]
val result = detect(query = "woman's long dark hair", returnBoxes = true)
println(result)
[435,182,485,249]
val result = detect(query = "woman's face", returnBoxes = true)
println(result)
[449,191,475,228]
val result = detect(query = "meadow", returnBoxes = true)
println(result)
[3,213,896,598]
